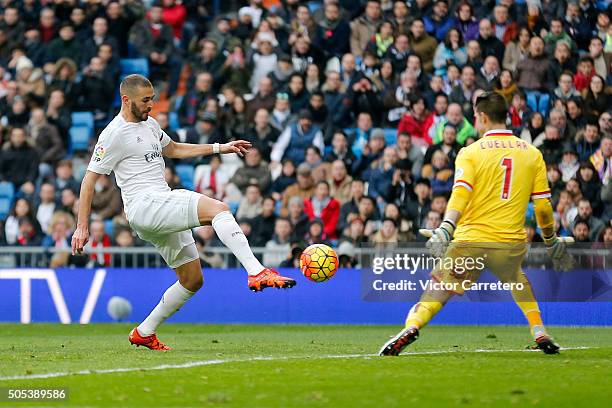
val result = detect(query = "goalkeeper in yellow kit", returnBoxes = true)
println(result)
[379,92,574,356]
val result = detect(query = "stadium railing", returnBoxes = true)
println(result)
[0,246,609,269]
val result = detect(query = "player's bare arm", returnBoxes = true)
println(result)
[161,139,252,159]
[72,170,101,255]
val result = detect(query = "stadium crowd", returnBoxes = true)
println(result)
[0,0,611,268]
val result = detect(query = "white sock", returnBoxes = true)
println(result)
[137,281,195,336]
[212,210,265,276]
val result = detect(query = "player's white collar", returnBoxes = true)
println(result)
[483,129,513,138]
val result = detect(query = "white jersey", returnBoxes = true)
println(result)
[87,114,172,216]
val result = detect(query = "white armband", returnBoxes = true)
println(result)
[213,143,220,154]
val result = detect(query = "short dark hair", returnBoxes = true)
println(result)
[474,91,508,123]
[120,74,152,96]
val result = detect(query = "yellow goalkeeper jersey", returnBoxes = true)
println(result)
[452,129,551,242]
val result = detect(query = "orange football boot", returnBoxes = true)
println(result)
[248,268,296,292]
[128,327,172,350]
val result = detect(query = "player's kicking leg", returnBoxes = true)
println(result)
[379,286,452,356]
[511,271,560,354]
[130,257,203,350]
[197,196,296,292]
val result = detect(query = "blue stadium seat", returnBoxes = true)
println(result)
[71,112,94,130]
[70,126,91,153]
[0,182,14,220]
[0,197,11,220]
[383,129,397,146]
[0,181,14,199]
[175,164,195,190]
[120,58,149,79]
[168,112,179,131]
[104,220,114,238]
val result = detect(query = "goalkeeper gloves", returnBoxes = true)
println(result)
[419,220,456,258]
[543,234,575,272]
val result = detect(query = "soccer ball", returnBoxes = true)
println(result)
[300,244,339,282]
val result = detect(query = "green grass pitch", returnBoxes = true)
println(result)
[0,324,611,407]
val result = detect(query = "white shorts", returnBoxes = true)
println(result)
[127,189,202,268]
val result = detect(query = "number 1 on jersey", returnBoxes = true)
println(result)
[500,157,513,200]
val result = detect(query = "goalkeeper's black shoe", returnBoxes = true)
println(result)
[379,327,420,356]
[535,335,560,355]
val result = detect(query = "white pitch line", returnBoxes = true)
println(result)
[0,347,593,382]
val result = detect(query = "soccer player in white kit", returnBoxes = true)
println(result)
[71,75,296,350]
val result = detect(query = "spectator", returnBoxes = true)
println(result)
[424,0,454,43]
[54,160,80,196]
[395,132,424,175]
[105,0,141,58]
[433,103,475,145]
[227,147,271,199]
[494,69,518,106]
[249,32,278,94]
[4,198,41,245]
[325,131,356,173]
[573,56,596,93]
[547,40,575,90]
[385,33,410,73]
[177,72,215,128]
[185,112,226,154]
[0,127,39,189]
[15,216,43,248]
[563,1,592,50]
[316,1,351,59]
[76,57,115,117]
[15,56,45,106]
[271,109,324,166]
[477,19,504,64]
[281,163,315,216]
[304,218,330,246]
[263,217,293,267]
[520,112,546,144]
[87,219,112,267]
[371,218,399,244]
[516,36,550,116]
[535,125,564,165]
[351,128,386,179]
[285,73,310,113]
[270,159,296,201]
[492,4,518,45]
[397,94,429,142]
[48,58,79,108]
[552,72,582,107]
[424,123,461,167]
[350,0,382,57]
[590,134,611,182]
[559,147,580,182]
[386,157,414,209]
[194,155,230,200]
[247,77,276,122]
[571,199,604,241]
[503,26,532,74]
[130,5,180,95]
[38,8,57,44]
[454,1,479,42]
[475,55,500,91]
[244,109,279,162]
[449,65,477,119]
[35,183,56,234]
[286,196,309,241]
[236,183,263,220]
[190,39,225,91]
[549,108,576,142]
[91,175,122,221]
[304,180,340,239]
[82,17,119,67]
[27,108,65,177]
[421,149,454,195]
[251,196,277,247]
[408,18,437,74]
[369,147,398,202]
[577,162,603,215]
[433,28,467,76]
[582,75,609,118]
[508,91,531,132]
[42,211,75,267]
[328,160,353,204]
[45,89,71,145]
[572,219,591,242]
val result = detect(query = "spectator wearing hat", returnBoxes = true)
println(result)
[177,72,216,127]
[559,146,580,182]
[304,180,340,239]
[268,54,294,92]
[270,109,324,166]
[281,163,315,216]
[249,32,278,94]
[351,127,386,179]
[15,56,45,106]
[269,92,293,131]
